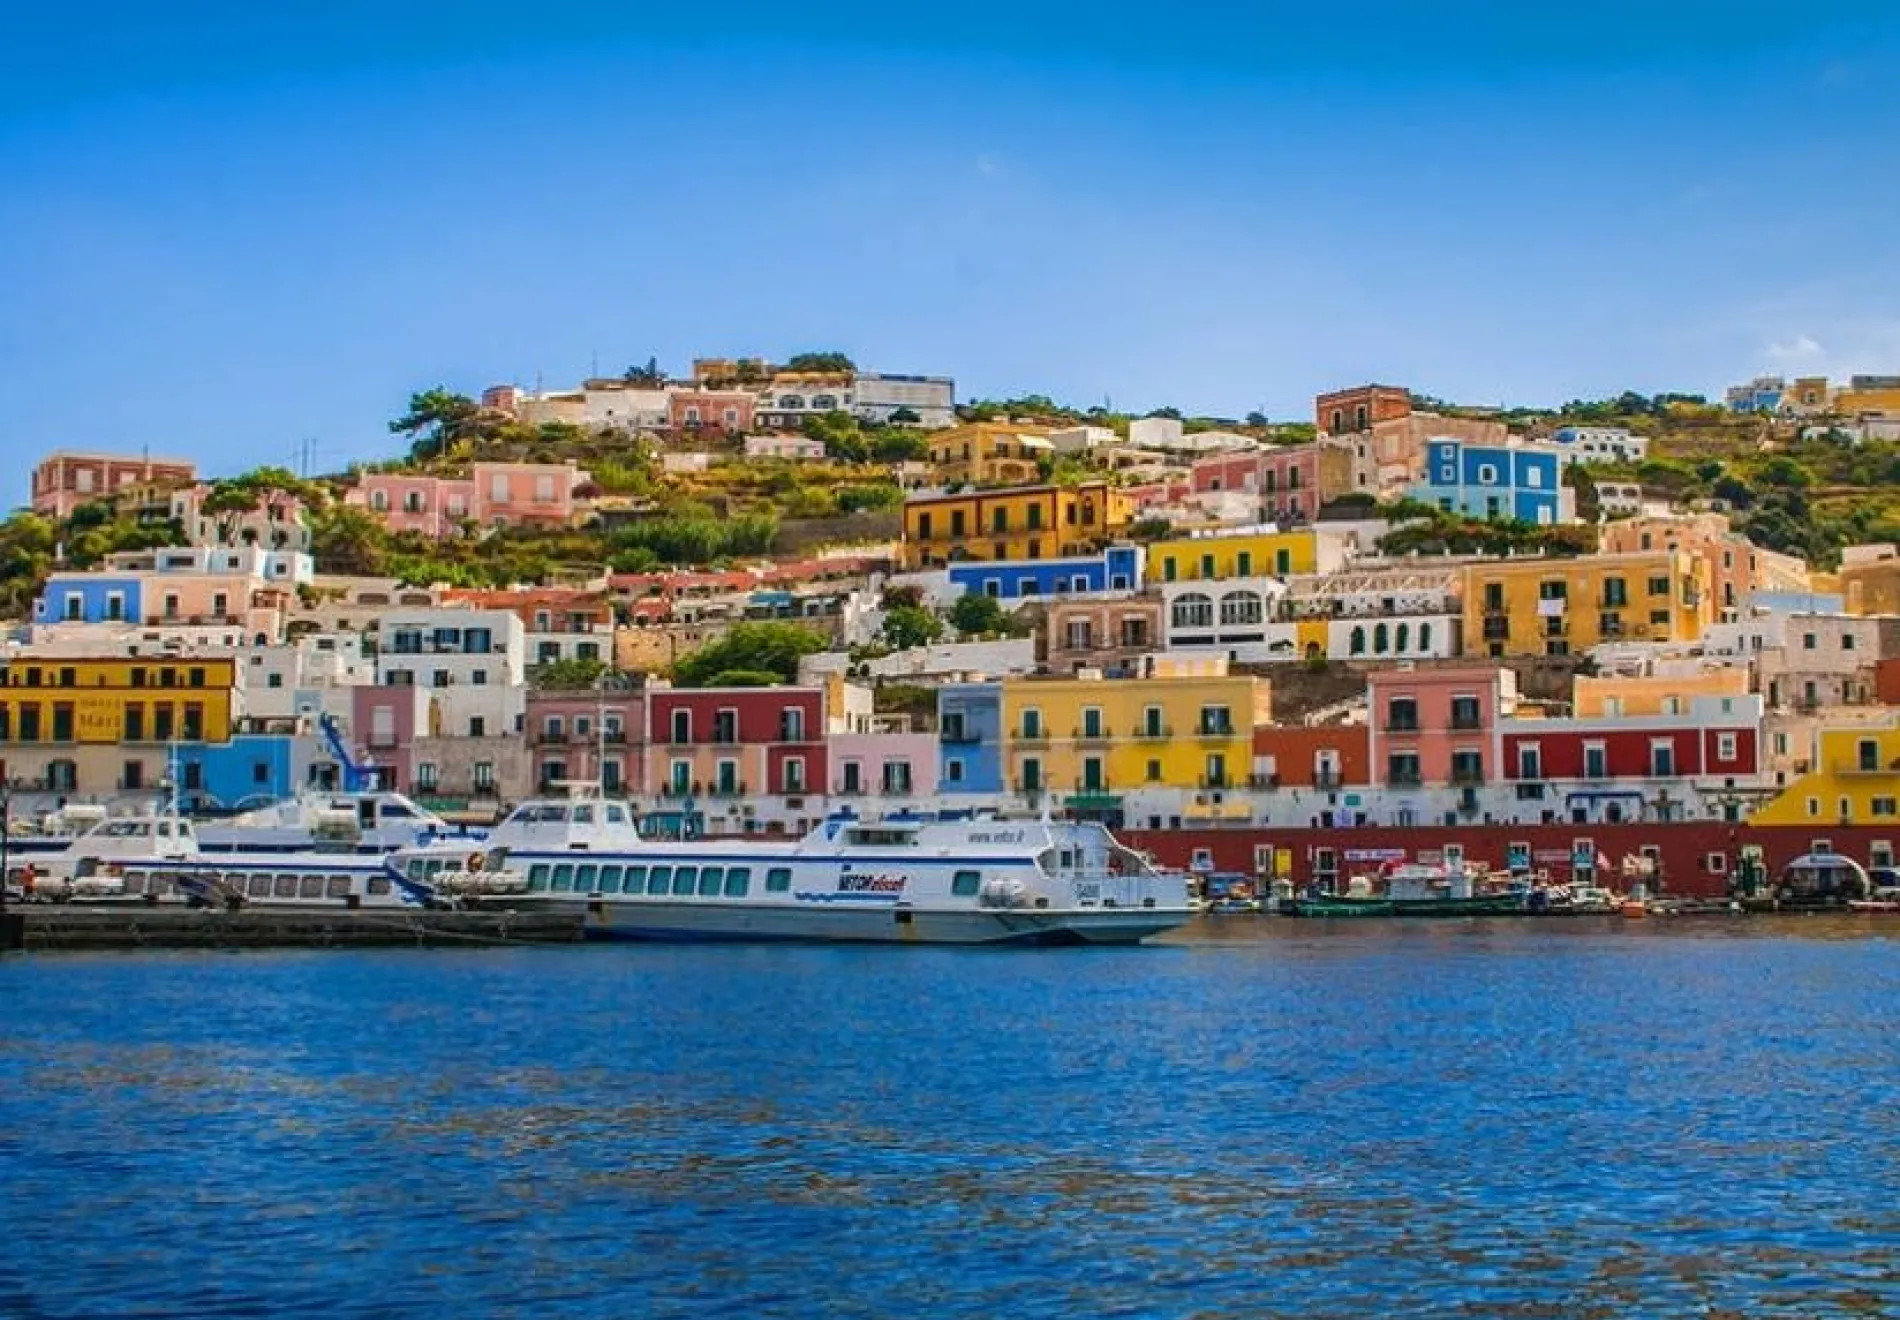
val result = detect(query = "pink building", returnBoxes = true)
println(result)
[1189,443,1346,522]
[1366,666,1516,789]
[471,461,585,527]
[669,390,756,436]
[346,474,477,538]
[525,689,647,795]
[32,451,197,520]
[828,731,939,803]
[340,685,432,791]
[347,462,584,535]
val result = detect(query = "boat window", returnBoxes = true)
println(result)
[605,805,629,824]
[576,864,598,892]
[952,870,982,897]
[646,866,671,896]
[248,876,271,898]
[326,876,351,899]
[698,866,723,897]
[369,877,391,896]
[624,865,647,895]
[766,867,792,893]
[573,805,596,825]
[847,827,915,847]
[598,865,622,894]
[428,860,448,879]
[408,859,428,881]
[551,864,575,892]
[530,804,566,823]
[123,873,146,894]
[273,875,299,897]
[672,866,697,896]
[382,804,414,819]
[528,864,550,892]
[724,867,751,897]
[157,822,173,838]
[299,876,325,899]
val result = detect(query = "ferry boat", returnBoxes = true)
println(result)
[7,814,520,910]
[482,797,1192,945]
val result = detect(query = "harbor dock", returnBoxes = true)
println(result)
[8,906,585,952]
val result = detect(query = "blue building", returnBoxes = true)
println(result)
[947,546,1142,603]
[1410,440,1575,525]
[173,735,299,812]
[937,683,1003,794]
[32,573,143,626]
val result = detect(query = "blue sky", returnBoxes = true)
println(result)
[4,1,1899,497]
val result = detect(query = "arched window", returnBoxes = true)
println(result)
[1172,593,1214,630]
[1350,626,1366,656]
[370,489,389,512]
[1374,622,1390,653]
[1419,622,1433,652]
[1220,591,1262,627]
[1396,622,1410,652]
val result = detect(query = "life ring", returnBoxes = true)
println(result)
[467,852,485,873]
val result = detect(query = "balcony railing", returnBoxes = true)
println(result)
[1835,757,1897,775]
[1388,770,1423,787]
[1072,727,1112,742]
[1017,729,1051,745]
[1384,719,1420,733]
[1450,714,1483,730]
[1196,724,1236,739]
[940,729,980,745]
[1133,725,1173,740]
[1450,766,1486,785]
[1315,771,1341,791]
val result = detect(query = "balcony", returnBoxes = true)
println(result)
[1835,757,1900,776]
[1195,723,1237,740]
[1383,719,1420,734]
[1450,766,1487,786]
[1133,725,1173,741]
[1249,772,1281,790]
[1072,726,1113,743]
[1017,729,1051,746]
[1449,713,1483,731]
[940,728,981,745]
[707,782,748,798]
[1388,770,1423,787]
[1315,771,1342,791]
[1198,776,1232,791]
[1481,618,1510,641]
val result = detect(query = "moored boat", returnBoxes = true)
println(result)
[483,797,1192,945]
[1281,862,1525,918]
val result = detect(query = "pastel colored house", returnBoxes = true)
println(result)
[1548,426,1648,464]
[1190,443,1353,523]
[1042,596,1165,678]
[525,687,646,795]
[902,482,1131,570]
[926,423,1053,487]
[1366,665,1513,792]
[346,474,477,537]
[1251,725,1370,790]
[471,461,585,527]
[1753,725,1900,825]
[828,731,939,805]
[31,451,197,520]
[1500,694,1763,824]
[1144,529,1338,584]
[1411,439,1575,524]
[670,389,757,435]
[1464,551,1711,657]
[743,434,828,461]
[937,683,1006,795]
[643,686,829,835]
[948,546,1143,603]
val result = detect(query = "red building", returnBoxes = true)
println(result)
[1315,384,1412,435]
[32,451,198,521]
[643,686,828,833]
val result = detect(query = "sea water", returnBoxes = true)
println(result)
[2,919,1896,1318]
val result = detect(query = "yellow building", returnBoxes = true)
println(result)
[1752,725,1900,825]
[1464,551,1711,657]
[1144,529,1330,584]
[927,423,1053,487]
[1835,385,1900,417]
[998,674,1270,801]
[902,482,1132,570]
[1572,668,1750,718]
[0,655,237,745]
[1841,552,1900,616]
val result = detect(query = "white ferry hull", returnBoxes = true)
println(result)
[564,899,1190,946]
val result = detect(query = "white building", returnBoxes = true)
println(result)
[1047,425,1119,454]
[744,434,828,461]
[1550,426,1649,464]
[853,372,956,428]
[374,608,527,740]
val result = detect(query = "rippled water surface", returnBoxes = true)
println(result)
[3,918,1898,1318]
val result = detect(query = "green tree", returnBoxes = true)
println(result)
[389,387,481,461]
[1758,456,1813,489]
[802,410,866,462]
[531,656,610,689]
[672,622,827,687]
[948,591,1012,636]
[785,351,856,373]
[888,406,922,425]
[1563,464,1600,524]
[309,505,390,575]
[881,604,943,650]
